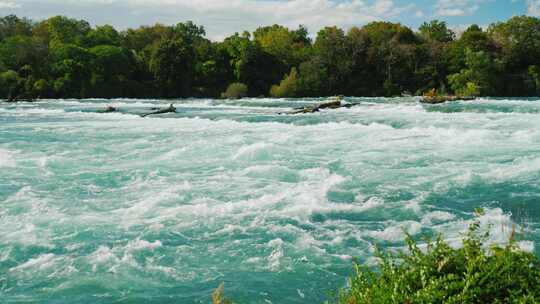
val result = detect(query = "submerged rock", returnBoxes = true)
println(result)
[99,106,117,113]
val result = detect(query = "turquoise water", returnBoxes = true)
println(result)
[1,97,540,303]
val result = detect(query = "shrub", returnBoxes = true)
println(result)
[0,70,21,98]
[460,81,481,97]
[339,212,540,304]
[221,82,248,99]
[212,283,233,304]
[270,67,298,98]
[529,65,540,94]
[32,79,50,97]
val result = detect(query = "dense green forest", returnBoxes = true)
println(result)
[1,14,540,100]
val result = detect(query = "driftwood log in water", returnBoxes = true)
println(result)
[141,104,177,117]
[6,93,35,103]
[421,96,476,104]
[280,98,349,115]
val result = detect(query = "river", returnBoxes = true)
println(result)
[1,97,539,303]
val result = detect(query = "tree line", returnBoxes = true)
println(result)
[1,14,540,100]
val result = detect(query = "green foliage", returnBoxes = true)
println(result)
[489,16,540,69]
[448,49,496,96]
[459,82,481,97]
[0,14,539,99]
[212,283,233,304]
[221,82,248,99]
[254,24,310,69]
[172,21,206,45]
[270,67,299,98]
[419,20,455,43]
[86,25,122,47]
[149,38,195,97]
[32,79,50,97]
[529,65,540,94]
[89,45,135,97]
[47,16,91,47]
[313,26,352,95]
[0,70,22,98]
[222,32,283,96]
[297,57,328,97]
[0,15,32,40]
[50,44,93,98]
[0,35,40,71]
[339,216,540,304]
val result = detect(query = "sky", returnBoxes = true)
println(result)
[0,0,539,40]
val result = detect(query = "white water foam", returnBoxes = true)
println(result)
[0,148,16,168]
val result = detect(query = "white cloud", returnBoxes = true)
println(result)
[0,0,21,8]
[435,0,483,17]
[527,0,540,16]
[1,0,416,40]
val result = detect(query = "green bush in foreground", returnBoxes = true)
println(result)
[339,215,540,304]
[211,211,540,304]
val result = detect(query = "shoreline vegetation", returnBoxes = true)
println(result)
[0,15,540,102]
[214,210,540,304]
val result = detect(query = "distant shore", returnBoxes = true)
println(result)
[1,15,539,103]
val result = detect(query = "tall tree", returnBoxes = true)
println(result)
[149,38,195,97]
[46,16,91,47]
[0,15,32,41]
[89,45,135,97]
[448,48,497,96]
[86,25,122,47]
[312,26,351,95]
[419,20,455,43]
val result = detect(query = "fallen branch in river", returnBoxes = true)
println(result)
[141,104,177,117]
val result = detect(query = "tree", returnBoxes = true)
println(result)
[448,48,497,96]
[419,20,455,43]
[487,16,540,95]
[222,32,282,96]
[123,23,172,52]
[193,43,234,97]
[489,16,540,69]
[0,70,22,98]
[312,26,352,95]
[360,22,419,96]
[172,21,205,45]
[149,38,195,97]
[46,16,91,47]
[297,57,328,96]
[0,35,41,72]
[89,45,135,97]
[344,27,370,96]
[0,15,32,41]
[0,14,539,99]
[253,24,310,69]
[50,44,94,98]
[86,25,122,47]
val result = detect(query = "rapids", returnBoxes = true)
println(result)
[1,97,539,303]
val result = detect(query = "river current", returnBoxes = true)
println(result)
[1,97,539,303]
